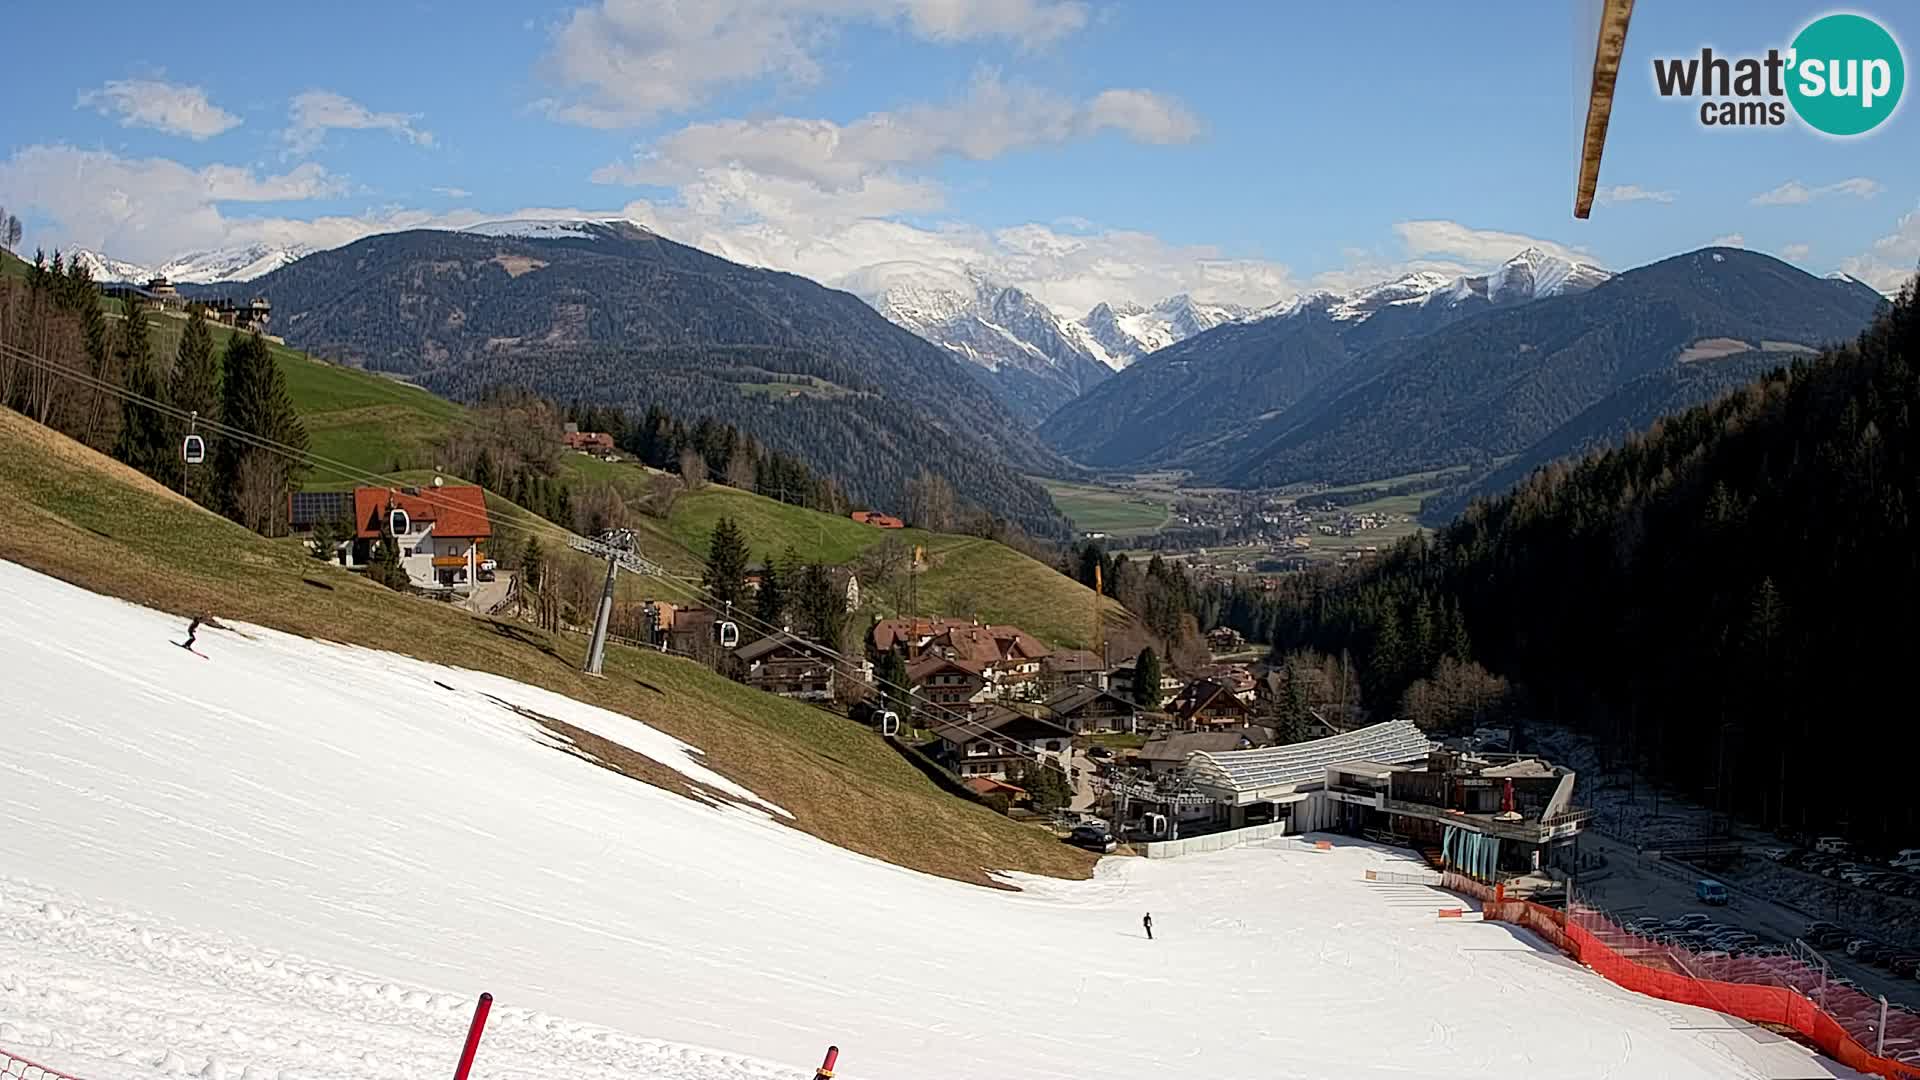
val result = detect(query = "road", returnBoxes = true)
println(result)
[1580,829,1920,1010]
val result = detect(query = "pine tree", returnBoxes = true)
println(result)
[368,514,409,591]
[217,333,309,533]
[167,306,220,507]
[308,515,343,561]
[755,550,785,627]
[703,515,751,609]
[112,300,173,481]
[876,649,912,720]
[1133,647,1163,710]
[1278,656,1312,743]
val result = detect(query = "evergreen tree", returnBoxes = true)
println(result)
[1012,760,1073,814]
[755,549,785,627]
[1133,647,1163,710]
[875,649,912,721]
[1277,656,1313,743]
[308,515,344,562]
[167,306,220,507]
[217,332,308,532]
[794,561,847,647]
[702,515,751,609]
[367,514,410,591]
[112,301,173,480]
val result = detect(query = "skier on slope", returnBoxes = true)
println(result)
[1143,912,1154,941]
[178,615,205,653]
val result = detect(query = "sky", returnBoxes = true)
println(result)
[1,0,1915,316]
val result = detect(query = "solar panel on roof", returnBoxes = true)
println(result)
[1184,720,1435,794]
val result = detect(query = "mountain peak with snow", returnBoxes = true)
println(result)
[67,243,316,285]
[460,218,642,241]
[1244,249,1612,332]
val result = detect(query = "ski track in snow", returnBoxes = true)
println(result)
[0,561,1864,1080]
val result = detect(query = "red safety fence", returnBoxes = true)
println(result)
[1438,873,1920,1080]
[1,1047,89,1080]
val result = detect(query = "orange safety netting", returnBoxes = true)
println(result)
[1439,873,1920,1080]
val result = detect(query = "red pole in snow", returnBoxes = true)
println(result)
[813,1045,839,1079]
[453,992,493,1080]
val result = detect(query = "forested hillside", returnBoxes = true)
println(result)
[1222,250,1887,488]
[215,224,1071,537]
[1247,279,1920,844]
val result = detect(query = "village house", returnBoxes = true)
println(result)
[1106,658,1185,703]
[735,632,845,702]
[930,707,1074,781]
[561,423,616,455]
[1041,686,1139,734]
[1039,648,1108,694]
[330,483,492,592]
[1136,729,1275,777]
[906,655,992,708]
[873,617,1050,701]
[1206,626,1247,651]
[1169,677,1257,731]
[206,296,272,334]
[850,510,905,529]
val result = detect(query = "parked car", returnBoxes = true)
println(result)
[1087,744,1114,760]
[1816,836,1853,855]
[1668,913,1712,930]
[1812,929,1850,949]
[1068,824,1117,853]
[1887,955,1920,977]
[1892,848,1920,871]
[1696,879,1731,905]
[1846,937,1878,958]
[1759,847,1792,861]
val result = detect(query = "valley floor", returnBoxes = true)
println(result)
[0,561,1863,1080]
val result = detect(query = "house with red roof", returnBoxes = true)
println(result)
[345,482,493,591]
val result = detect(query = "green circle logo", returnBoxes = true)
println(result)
[1787,13,1905,136]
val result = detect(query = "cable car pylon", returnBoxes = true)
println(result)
[566,528,665,676]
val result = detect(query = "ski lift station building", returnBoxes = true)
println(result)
[287,484,494,592]
[1166,720,1592,878]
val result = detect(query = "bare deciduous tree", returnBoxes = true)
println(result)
[678,447,709,489]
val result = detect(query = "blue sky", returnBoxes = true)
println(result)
[2,0,1914,312]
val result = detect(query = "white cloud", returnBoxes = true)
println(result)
[1593,184,1674,206]
[1711,233,1745,247]
[1749,177,1882,206]
[0,145,348,264]
[1392,220,1587,266]
[593,71,1197,190]
[1839,203,1920,295]
[434,186,473,199]
[538,0,1089,127]
[284,91,433,156]
[77,77,241,140]
[1779,242,1812,262]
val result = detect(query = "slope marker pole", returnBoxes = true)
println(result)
[453,991,493,1080]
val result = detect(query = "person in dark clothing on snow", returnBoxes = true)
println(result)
[182,616,203,649]
[1143,912,1153,940]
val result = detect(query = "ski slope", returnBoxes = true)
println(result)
[0,561,1861,1080]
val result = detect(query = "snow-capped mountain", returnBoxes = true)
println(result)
[1068,295,1246,370]
[846,262,1116,424]
[68,249,155,284]
[69,244,315,285]
[1247,248,1612,332]
[159,244,314,284]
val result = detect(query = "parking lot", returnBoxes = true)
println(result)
[1578,829,1920,1012]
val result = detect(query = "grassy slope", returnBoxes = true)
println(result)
[666,483,1132,650]
[0,408,1091,887]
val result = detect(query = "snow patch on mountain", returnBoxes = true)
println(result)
[463,218,618,240]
